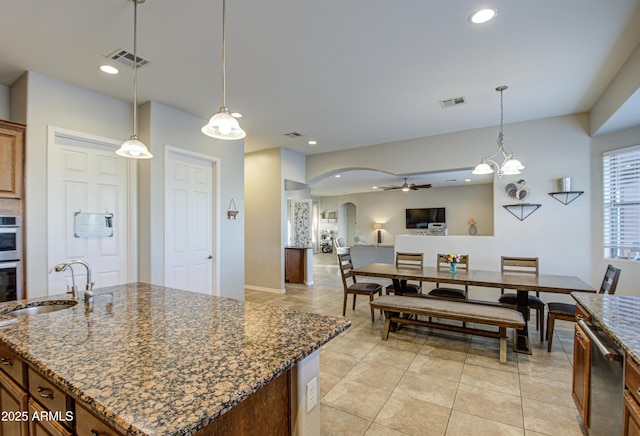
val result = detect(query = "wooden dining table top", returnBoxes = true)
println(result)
[351,263,595,294]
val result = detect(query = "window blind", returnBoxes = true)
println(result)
[603,145,640,260]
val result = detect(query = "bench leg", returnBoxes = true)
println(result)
[369,293,375,322]
[499,327,507,364]
[382,318,391,340]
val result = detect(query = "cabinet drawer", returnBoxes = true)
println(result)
[575,303,591,323]
[28,398,72,436]
[626,357,640,406]
[27,367,73,427]
[0,343,26,388]
[76,403,124,436]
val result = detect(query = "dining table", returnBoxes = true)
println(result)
[351,263,595,354]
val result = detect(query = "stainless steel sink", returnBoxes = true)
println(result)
[5,303,75,317]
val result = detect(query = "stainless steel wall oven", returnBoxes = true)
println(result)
[0,215,21,262]
[0,260,21,302]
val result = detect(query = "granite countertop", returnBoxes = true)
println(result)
[0,283,350,435]
[571,292,640,364]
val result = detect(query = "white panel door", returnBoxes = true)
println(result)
[165,150,214,294]
[48,132,130,293]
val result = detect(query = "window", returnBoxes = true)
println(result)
[603,145,640,260]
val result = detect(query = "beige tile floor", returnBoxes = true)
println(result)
[245,253,587,436]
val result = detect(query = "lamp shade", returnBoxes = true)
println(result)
[201,108,246,140]
[373,222,384,230]
[501,157,524,172]
[115,137,153,159]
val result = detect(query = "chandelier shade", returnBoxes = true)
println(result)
[472,86,523,177]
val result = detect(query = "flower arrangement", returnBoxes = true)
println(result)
[445,254,460,265]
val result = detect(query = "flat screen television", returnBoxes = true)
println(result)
[406,207,445,229]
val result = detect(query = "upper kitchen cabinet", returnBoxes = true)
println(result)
[0,120,25,199]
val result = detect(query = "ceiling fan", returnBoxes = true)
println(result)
[381,178,432,191]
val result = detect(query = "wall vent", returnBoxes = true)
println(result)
[284,132,303,138]
[107,48,150,68]
[439,96,466,109]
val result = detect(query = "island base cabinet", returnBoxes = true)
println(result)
[572,322,591,430]
[624,390,640,436]
[0,370,28,436]
[28,399,72,436]
[196,369,291,436]
[76,403,124,436]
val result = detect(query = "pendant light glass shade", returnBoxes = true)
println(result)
[201,107,246,139]
[472,86,523,177]
[116,136,153,159]
[115,0,153,159]
[201,0,245,140]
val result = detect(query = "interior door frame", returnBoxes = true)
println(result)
[46,126,138,287]
[163,145,221,296]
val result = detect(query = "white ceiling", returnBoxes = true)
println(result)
[1,1,640,167]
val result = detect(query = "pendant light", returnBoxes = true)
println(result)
[472,86,524,176]
[116,0,153,159]
[201,0,246,140]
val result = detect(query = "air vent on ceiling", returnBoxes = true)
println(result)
[439,96,466,109]
[284,132,303,138]
[107,48,150,68]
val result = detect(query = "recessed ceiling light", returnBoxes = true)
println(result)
[469,8,497,24]
[335,174,341,178]
[465,178,471,182]
[308,140,317,145]
[230,112,243,118]
[372,186,378,189]
[99,65,119,74]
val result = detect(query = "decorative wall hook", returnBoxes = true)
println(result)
[227,199,238,219]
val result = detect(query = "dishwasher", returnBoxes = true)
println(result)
[577,319,624,435]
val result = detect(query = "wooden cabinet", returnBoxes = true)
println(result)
[572,321,591,430]
[28,367,74,432]
[76,403,124,436]
[0,370,29,436]
[28,399,72,436]
[625,357,640,436]
[0,120,25,199]
[285,247,305,284]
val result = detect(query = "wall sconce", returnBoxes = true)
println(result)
[373,222,384,244]
[227,199,238,219]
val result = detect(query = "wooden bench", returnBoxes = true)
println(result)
[370,295,525,364]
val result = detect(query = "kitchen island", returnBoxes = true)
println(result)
[0,283,350,435]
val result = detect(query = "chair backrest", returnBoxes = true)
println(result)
[599,264,621,295]
[501,256,538,275]
[396,252,423,269]
[337,253,356,289]
[437,254,469,271]
[335,237,346,248]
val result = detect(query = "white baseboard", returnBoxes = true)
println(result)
[245,284,286,294]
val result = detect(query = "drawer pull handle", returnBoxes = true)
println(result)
[37,386,54,399]
[1,357,12,366]
[637,387,640,396]
[91,431,99,436]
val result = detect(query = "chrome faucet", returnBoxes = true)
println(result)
[49,260,94,302]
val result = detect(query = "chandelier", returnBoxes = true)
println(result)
[472,85,524,176]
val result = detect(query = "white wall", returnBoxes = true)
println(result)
[139,101,245,299]
[308,114,601,298]
[245,148,284,292]
[15,72,132,297]
[590,124,640,296]
[12,72,245,299]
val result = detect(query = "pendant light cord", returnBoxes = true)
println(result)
[221,0,227,109]
[132,0,139,138]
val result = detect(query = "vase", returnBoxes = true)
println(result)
[449,263,457,274]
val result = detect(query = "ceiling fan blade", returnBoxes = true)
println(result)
[382,185,401,190]
[414,184,432,189]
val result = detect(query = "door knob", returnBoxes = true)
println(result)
[207,255,213,260]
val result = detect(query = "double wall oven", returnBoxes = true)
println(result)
[0,215,22,302]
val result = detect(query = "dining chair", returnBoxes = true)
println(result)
[337,253,383,321]
[427,254,469,300]
[546,264,621,352]
[497,256,546,342]
[385,252,423,295]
